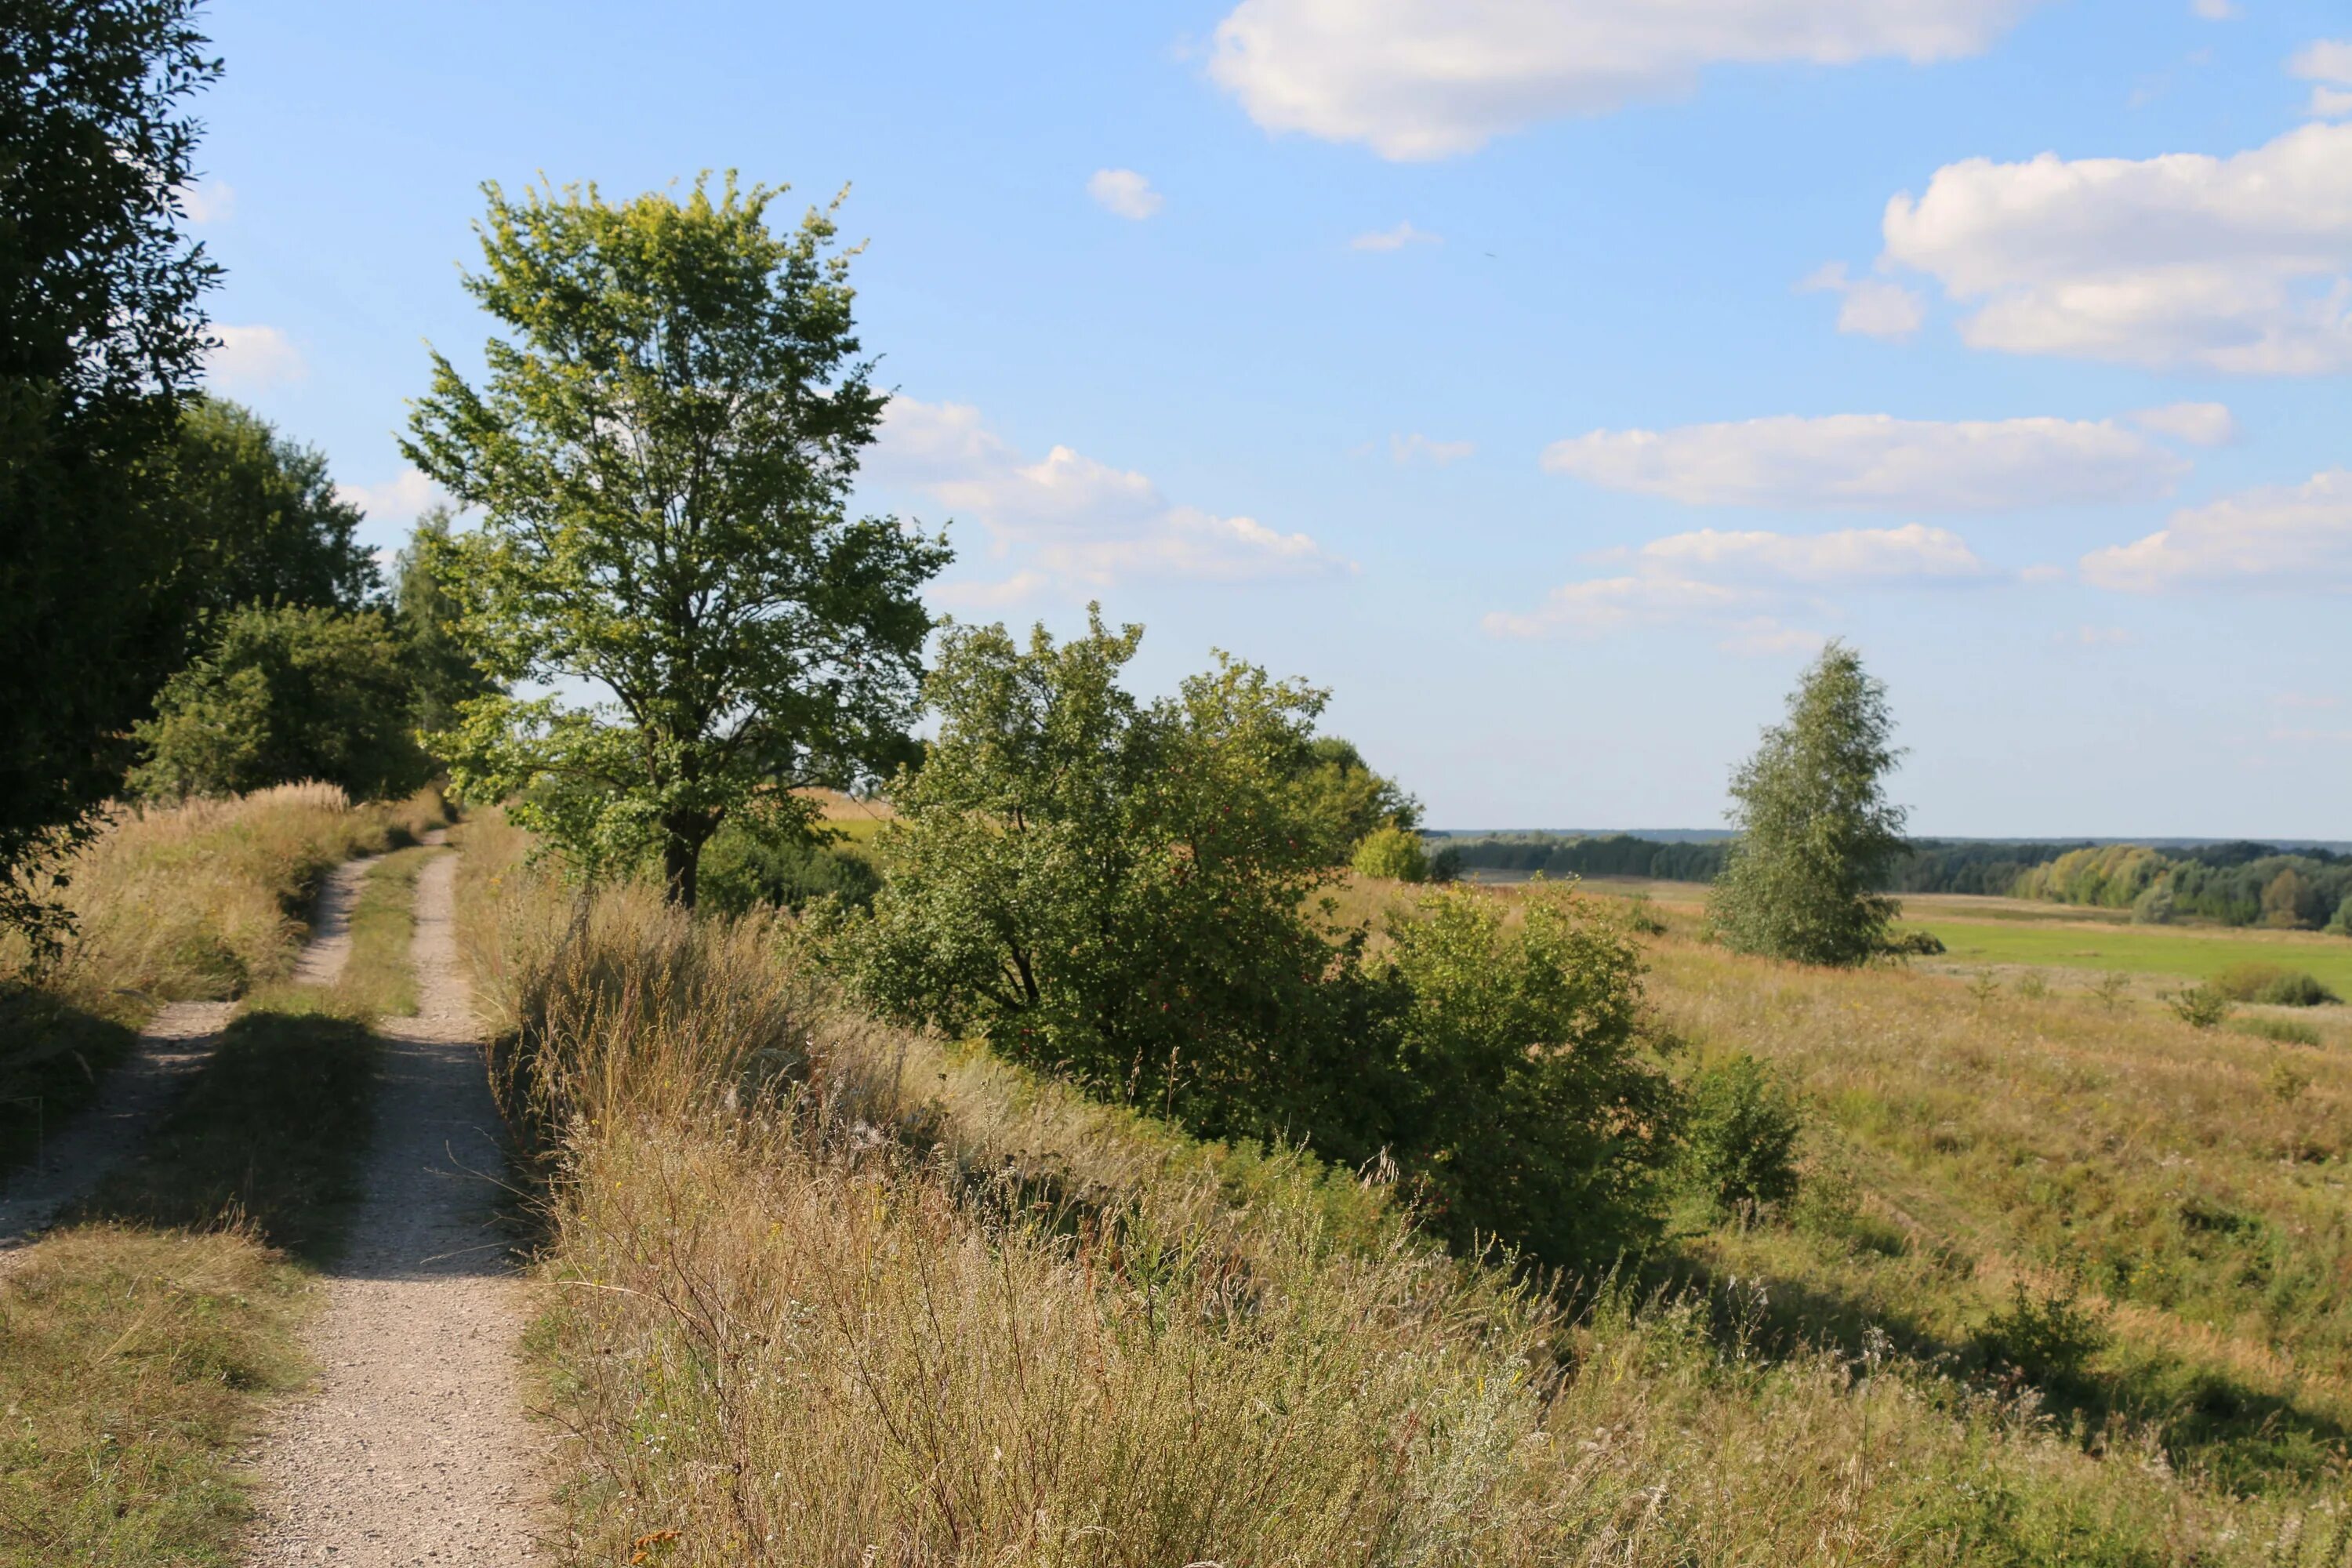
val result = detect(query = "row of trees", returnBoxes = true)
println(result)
[2017,844,2352,933]
[3,3,494,947]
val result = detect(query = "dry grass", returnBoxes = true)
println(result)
[0,1227,311,1568]
[3,782,447,1021]
[459,826,2336,1566]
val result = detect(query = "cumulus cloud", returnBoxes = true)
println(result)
[1798,262,1926,339]
[2129,401,2237,445]
[1351,220,1441,252]
[1541,413,2183,510]
[202,324,306,392]
[1389,432,1474,465]
[872,396,1351,592]
[1485,522,1990,642]
[1207,0,2040,160]
[2294,40,2352,118]
[2190,0,2237,18]
[1876,122,2352,373]
[336,467,441,526]
[1087,168,1163,220]
[2080,468,2352,591]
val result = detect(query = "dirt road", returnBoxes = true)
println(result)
[243,844,543,1566]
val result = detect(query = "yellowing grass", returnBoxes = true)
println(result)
[3,783,446,1019]
[460,830,2325,1565]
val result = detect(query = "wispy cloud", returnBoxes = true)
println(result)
[203,324,306,392]
[1351,220,1441,252]
[1087,168,1163,220]
[872,396,1352,595]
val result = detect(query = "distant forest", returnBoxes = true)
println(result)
[1437,833,2352,933]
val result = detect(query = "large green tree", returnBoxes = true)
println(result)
[129,604,430,802]
[1708,641,1911,967]
[162,395,378,630]
[390,506,498,735]
[404,176,949,904]
[1,0,218,946]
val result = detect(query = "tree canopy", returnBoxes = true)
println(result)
[404,175,949,903]
[129,604,430,803]
[161,395,378,632]
[1708,642,1910,967]
[1,0,219,946]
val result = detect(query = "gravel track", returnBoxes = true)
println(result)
[0,999,237,1256]
[245,846,543,1568]
[242,843,545,1566]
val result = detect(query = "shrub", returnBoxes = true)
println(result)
[2328,894,2352,936]
[129,604,430,801]
[2131,883,2175,925]
[2234,1016,2322,1047]
[2211,963,2339,1007]
[1427,844,1462,884]
[1350,825,1428,883]
[1379,887,1678,1269]
[697,818,880,916]
[1979,1279,2109,1386]
[1680,1054,1803,1219]
[2167,985,2233,1029]
[1882,928,1944,958]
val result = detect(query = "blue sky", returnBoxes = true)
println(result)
[186,1,2350,837]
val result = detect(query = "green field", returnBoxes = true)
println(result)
[1899,913,2352,994]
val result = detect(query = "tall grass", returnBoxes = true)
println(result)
[2,782,447,1019]
[464,826,2325,1566]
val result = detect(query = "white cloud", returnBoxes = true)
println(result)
[2292,40,2352,83]
[1718,618,1828,657]
[1798,262,1926,339]
[2129,401,2238,446]
[2080,468,2352,591]
[2274,692,2343,710]
[1541,413,2183,510]
[1877,122,2352,373]
[1486,523,1989,641]
[202,324,306,392]
[1389,432,1474,465]
[1351,220,1441,252]
[2295,40,2352,118]
[179,178,234,223]
[1207,0,2041,160]
[2269,727,2352,743]
[873,396,1350,590]
[336,468,441,527]
[2069,625,2135,645]
[927,571,1052,611]
[1087,168,1163,220]
[2190,0,2237,18]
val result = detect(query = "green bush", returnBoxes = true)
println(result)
[846,615,1679,1272]
[129,605,431,801]
[2328,893,2352,936]
[1978,1279,2108,1387]
[1679,1054,1802,1219]
[698,818,880,915]
[2211,963,2339,1007]
[2165,985,2233,1029]
[1350,825,1429,883]
[2233,1016,2322,1047]
[1379,888,1678,1269]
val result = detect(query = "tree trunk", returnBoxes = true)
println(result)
[662,836,699,908]
[662,820,708,909]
